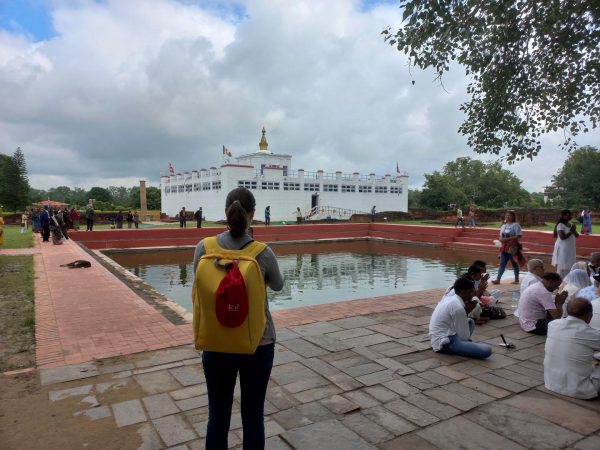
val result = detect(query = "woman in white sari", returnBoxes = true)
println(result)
[552,210,579,278]
[559,269,591,317]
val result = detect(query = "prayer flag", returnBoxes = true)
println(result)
[169,162,175,175]
[223,145,232,157]
[396,162,400,174]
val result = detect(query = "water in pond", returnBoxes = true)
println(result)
[108,240,512,312]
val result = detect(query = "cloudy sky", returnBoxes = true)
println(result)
[0,0,598,193]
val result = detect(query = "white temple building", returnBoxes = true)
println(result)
[160,128,409,222]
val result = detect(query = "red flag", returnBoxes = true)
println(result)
[396,162,400,174]
[169,162,175,175]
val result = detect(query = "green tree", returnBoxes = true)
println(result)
[408,189,422,208]
[552,146,600,208]
[87,186,112,204]
[130,186,161,210]
[383,1,600,162]
[0,147,30,211]
[108,186,130,207]
[420,157,530,209]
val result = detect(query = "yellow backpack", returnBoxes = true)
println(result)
[192,236,267,354]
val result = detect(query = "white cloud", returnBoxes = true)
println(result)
[0,0,597,194]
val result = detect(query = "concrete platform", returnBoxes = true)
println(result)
[3,228,598,449]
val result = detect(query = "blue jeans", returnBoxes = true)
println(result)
[496,251,519,281]
[202,343,275,450]
[438,319,492,359]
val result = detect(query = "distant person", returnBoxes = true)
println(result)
[0,215,4,246]
[264,206,270,226]
[468,208,476,227]
[295,207,302,225]
[32,208,41,233]
[41,206,51,241]
[581,208,592,235]
[371,205,376,223]
[126,210,134,229]
[179,207,187,228]
[429,277,492,359]
[552,209,579,278]
[133,210,140,229]
[518,272,567,335]
[194,207,203,228]
[115,211,124,229]
[455,207,464,228]
[492,210,523,285]
[71,207,80,230]
[85,204,94,231]
[544,298,600,399]
[21,212,28,233]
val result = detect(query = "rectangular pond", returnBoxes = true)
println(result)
[107,240,511,312]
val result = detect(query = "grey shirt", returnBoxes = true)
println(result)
[193,231,284,346]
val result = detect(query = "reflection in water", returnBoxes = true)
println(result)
[108,241,506,312]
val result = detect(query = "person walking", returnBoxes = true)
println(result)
[552,209,579,278]
[264,206,270,226]
[0,214,4,247]
[492,210,523,284]
[126,210,134,229]
[468,208,476,227]
[32,208,41,233]
[192,187,284,449]
[455,207,465,228]
[85,204,95,231]
[371,205,376,223]
[194,207,203,228]
[179,207,187,228]
[133,210,139,229]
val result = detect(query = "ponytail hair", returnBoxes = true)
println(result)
[225,188,256,238]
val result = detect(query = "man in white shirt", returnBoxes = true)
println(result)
[518,272,567,335]
[520,259,545,295]
[429,278,492,359]
[578,274,600,301]
[544,298,600,399]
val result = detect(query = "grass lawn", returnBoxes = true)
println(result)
[0,255,35,371]
[1,225,34,249]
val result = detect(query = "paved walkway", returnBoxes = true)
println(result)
[34,305,600,449]
[5,234,599,449]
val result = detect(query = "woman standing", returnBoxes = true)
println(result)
[264,205,270,226]
[32,208,41,233]
[492,210,523,285]
[193,188,284,449]
[552,209,579,278]
[581,208,592,235]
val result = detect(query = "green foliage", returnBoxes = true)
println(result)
[551,146,600,208]
[383,1,600,162]
[129,186,161,210]
[420,157,530,209]
[0,147,30,211]
[87,186,112,203]
[408,189,422,208]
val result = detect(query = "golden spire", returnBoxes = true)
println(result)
[259,126,269,151]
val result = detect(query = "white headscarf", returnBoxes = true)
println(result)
[563,269,592,290]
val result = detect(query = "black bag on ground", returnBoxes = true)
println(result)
[480,305,507,320]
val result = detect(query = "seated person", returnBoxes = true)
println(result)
[588,252,600,280]
[544,298,600,399]
[577,274,600,302]
[520,259,545,295]
[518,272,567,335]
[592,298,600,330]
[559,269,592,316]
[429,278,492,359]
[472,260,490,297]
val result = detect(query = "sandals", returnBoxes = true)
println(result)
[491,280,500,285]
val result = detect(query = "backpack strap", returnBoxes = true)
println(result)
[202,236,266,259]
